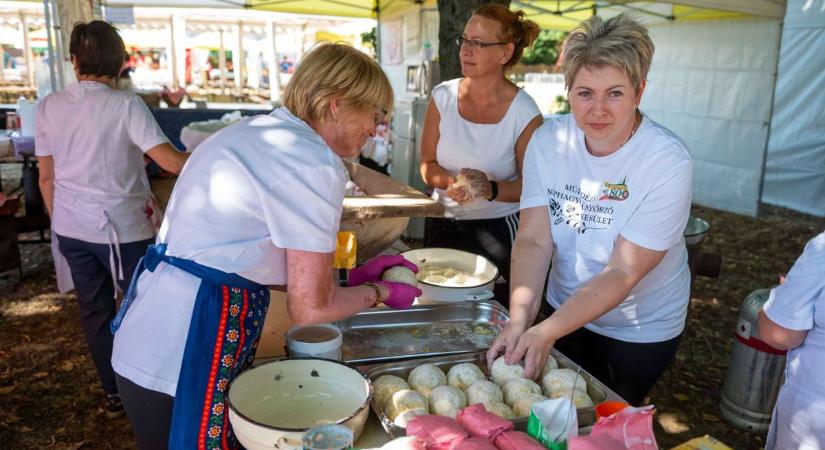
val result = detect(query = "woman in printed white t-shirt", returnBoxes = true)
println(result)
[487,14,693,406]
[35,21,187,418]
[420,4,543,307]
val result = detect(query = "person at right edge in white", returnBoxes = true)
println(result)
[759,230,825,450]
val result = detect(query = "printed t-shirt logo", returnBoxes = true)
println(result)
[599,176,630,201]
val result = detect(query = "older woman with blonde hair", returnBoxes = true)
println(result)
[488,14,693,405]
[420,4,543,308]
[110,43,420,449]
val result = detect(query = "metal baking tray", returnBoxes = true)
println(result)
[335,301,509,365]
[361,350,625,439]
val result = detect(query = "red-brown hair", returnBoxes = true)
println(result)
[473,4,540,67]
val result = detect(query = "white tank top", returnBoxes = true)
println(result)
[431,78,541,220]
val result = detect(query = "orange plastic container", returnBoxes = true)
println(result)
[595,401,629,420]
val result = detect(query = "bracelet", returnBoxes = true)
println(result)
[488,181,499,201]
[363,282,384,307]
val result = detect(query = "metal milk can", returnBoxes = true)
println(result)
[719,288,787,432]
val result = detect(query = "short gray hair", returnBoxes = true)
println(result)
[562,14,654,92]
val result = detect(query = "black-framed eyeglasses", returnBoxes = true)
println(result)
[455,36,509,49]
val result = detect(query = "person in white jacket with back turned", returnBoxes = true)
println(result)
[35,20,187,419]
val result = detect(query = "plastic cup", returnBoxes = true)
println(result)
[286,323,343,360]
[302,423,353,450]
[594,401,629,420]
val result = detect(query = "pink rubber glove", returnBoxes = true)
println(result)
[348,255,418,287]
[373,280,421,309]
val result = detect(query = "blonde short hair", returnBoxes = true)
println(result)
[562,14,654,92]
[283,42,393,124]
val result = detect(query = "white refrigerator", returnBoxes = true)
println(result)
[389,97,430,239]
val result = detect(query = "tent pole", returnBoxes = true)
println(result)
[169,17,179,88]
[756,17,785,217]
[375,0,381,64]
[266,20,281,105]
[219,28,227,91]
[236,20,245,93]
[20,12,35,88]
[52,0,66,91]
[42,0,57,94]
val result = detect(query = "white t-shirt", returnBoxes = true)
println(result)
[112,107,348,395]
[763,231,825,450]
[521,113,693,343]
[35,81,169,244]
[431,78,541,220]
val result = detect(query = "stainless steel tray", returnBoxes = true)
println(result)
[335,301,509,365]
[361,350,625,439]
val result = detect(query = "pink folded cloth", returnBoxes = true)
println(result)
[406,415,468,450]
[456,404,514,440]
[450,437,498,450]
[493,431,545,450]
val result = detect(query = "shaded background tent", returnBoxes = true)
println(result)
[38,0,825,217]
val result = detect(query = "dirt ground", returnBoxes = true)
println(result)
[1,204,823,449]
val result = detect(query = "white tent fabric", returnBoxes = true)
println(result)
[762,0,825,217]
[641,18,782,216]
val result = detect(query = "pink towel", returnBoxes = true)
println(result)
[406,415,468,450]
[450,437,498,450]
[456,404,514,440]
[493,431,545,450]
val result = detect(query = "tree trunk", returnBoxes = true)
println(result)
[437,0,510,83]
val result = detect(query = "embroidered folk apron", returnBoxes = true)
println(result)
[111,244,270,449]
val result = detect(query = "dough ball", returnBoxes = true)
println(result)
[511,393,549,417]
[483,401,515,420]
[374,375,410,408]
[490,357,525,386]
[386,389,428,421]
[548,389,594,408]
[466,380,503,406]
[541,369,587,397]
[447,363,487,391]
[427,385,467,415]
[408,364,447,396]
[435,408,459,419]
[452,173,471,190]
[502,378,542,406]
[392,407,428,428]
[541,355,559,379]
[381,266,418,286]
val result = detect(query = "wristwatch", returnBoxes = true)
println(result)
[487,181,499,201]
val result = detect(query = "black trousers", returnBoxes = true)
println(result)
[542,303,682,406]
[116,374,174,450]
[57,234,153,394]
[424,212,519,309]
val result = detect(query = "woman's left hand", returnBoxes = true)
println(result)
[348,255,418,287]
[508,323,558,380]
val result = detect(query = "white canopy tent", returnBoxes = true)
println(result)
[31,0,825,217]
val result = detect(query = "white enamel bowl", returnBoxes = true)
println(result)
[227,358,372,450]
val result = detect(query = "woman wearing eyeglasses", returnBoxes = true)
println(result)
[420,4,543,308]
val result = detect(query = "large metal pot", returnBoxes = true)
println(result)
[227,358,372,450]
[401,248,498,304]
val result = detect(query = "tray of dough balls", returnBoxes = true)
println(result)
[363,349,624,438]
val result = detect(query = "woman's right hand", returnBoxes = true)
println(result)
[486,321,527,371]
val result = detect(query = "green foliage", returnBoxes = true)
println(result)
[361,27,377,58]
[521,30,566,66]
[552,95,570,114]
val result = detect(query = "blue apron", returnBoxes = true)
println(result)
[112,244,270,450]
